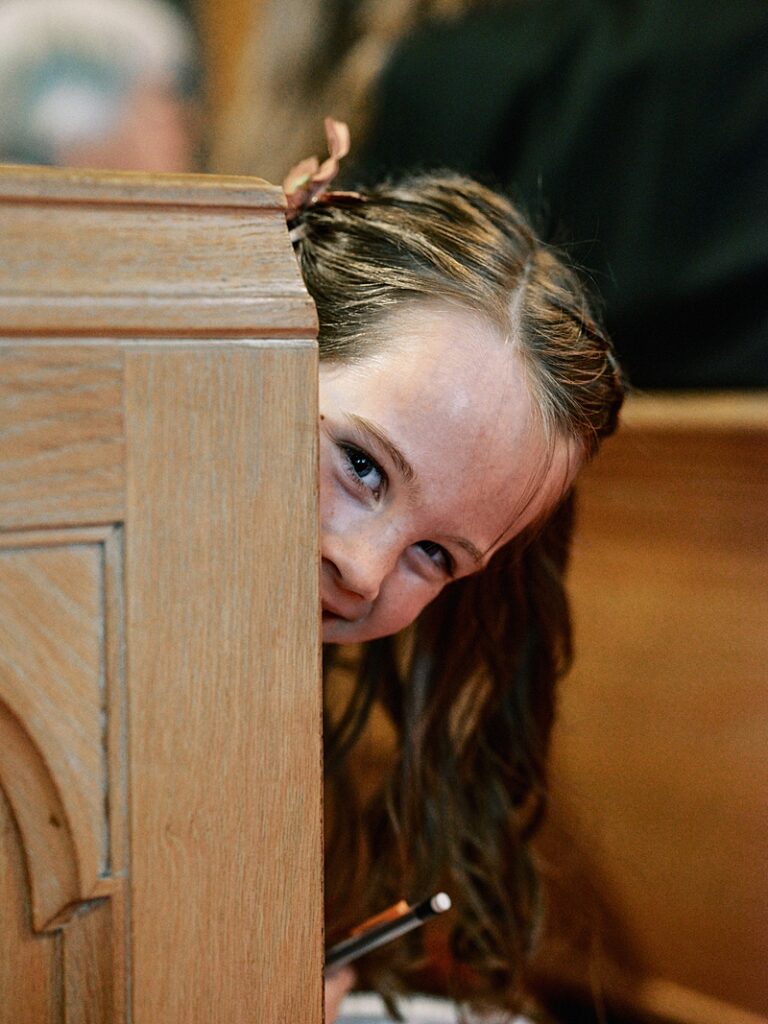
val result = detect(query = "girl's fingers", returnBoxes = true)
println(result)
[324,964,356,1023]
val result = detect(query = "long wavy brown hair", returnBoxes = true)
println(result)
[294,174,623,1014]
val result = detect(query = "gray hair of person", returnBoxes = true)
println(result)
[0,0,196,165]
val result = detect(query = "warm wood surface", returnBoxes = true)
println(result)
[0,347,123,529]
[0,532,108,929]
[533,393,768,1024]
[617,390,767,429]
[0,165,316,336]
[0,163,279,205]
[125,343,321,1021]
[0,784,58,1023]
[0,166,322,1023]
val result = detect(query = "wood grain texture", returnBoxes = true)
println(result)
[0,698,81,932]
[0,779,125,1024]
[0,166,316,336]
[125,342,322,1023]
[0,778,59,1024]
[0,346,124,529]
[534,394,768,1023]
[1,165,322,1023]
[62,890,124,1024]
[0,533,110,927]
[0,163,280,206]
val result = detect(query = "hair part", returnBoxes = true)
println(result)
[295,174,623,459]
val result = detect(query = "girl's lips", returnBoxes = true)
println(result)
[321,598,364,622]
[322,606,345,622]
[322,594,371,625]
[322,598,354,621]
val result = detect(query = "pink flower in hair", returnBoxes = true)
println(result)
[283,117,351,217]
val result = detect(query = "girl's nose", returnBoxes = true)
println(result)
[322,530,397,603]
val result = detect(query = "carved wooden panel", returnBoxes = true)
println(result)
[0,167,315,336]
[0,166,322,1023]
[0,527,126,1023]
[1,784,57,1022]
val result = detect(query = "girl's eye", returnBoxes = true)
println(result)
[342,444,385,497]
[415,540,454,576]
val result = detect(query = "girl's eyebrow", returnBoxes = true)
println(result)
[344,413,415,483]
[447,535,484,565]
[344,412,485,566]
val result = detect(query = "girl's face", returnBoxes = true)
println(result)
[319,302,577,644]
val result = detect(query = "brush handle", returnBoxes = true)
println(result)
[324,893,451,972]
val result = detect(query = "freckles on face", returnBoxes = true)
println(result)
[318,302,577,645]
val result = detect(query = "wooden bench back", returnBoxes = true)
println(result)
[533,393,768,1024]
[0,166,322,1024]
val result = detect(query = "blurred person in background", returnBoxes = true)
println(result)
[0,0,200,173]
[212,0,453,184]
[218,0,768,389]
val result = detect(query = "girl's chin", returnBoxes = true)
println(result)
[322,612,377,645]
[322,612,354,644]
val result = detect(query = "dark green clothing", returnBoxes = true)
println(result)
[353,0,768,388]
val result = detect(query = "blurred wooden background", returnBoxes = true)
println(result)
[531,393,768,1024]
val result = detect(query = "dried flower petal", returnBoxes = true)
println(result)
[283,118,351,216]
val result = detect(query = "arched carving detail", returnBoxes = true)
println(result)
[0,530,113,932]
[0,698,90,931]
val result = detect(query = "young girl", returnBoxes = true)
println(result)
[285,125,623,1022]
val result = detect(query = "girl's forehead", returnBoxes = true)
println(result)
[323,300,522,415]
[369,296,509,355]
[320,303,579,555]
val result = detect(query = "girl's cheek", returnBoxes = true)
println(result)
[377,576,437,635]
[318,457,348,524]
[321,484,363,537]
